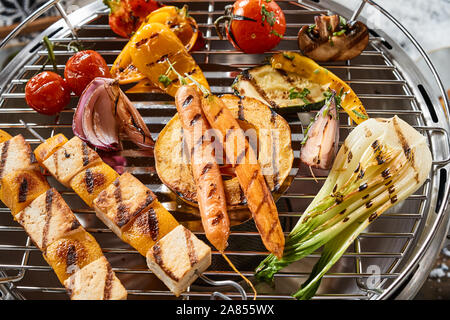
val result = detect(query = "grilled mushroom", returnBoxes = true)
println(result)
[298,15,369,62]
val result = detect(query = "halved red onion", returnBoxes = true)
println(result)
[115,91,154,149]
[73,77,119,151]
[73,77,154,151]
[99,152,127,175]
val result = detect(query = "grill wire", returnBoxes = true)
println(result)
[0,0,447,300]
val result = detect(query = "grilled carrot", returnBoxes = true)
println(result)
[200,94,285,259]
[175,85,230,252]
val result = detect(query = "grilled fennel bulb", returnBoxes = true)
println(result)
[255,116,432,299]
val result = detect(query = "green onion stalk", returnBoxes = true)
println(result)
[255,116,432,299]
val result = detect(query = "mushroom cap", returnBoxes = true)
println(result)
[298,15,369,62]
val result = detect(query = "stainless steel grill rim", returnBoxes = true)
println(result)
[0,0,448,300]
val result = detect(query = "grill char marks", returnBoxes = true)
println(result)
[271,119,280,191]
[245,71,279,109]
[392,117,419,183]
[152,244,179,281]
[42,189,54,250]
[211,212,224,226]
[135,37,149,48]
[190,113,202,126]
[81,142,90,167]
[146,207,159,241]
[133,191,156,224]
[207,183,217,199]
[145,53,170,67]
[84,169,106,194]
[18,177,29,203]
[182,95,194,108]
[214,108,224,122]
[0,140,10,179]
[85,169,94,194]
[103,263,114,300]
[369,212,378,222]
[112,179,156,228]
[237,96,244,121]
[66,244,78,274]
[201,163,213,175]
[246,170,259,194]
[183,227,198,267]
[113,180,128,228]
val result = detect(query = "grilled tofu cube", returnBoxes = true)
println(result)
[34,134,68,164]
[93,172,156,237]
[42,136,101,187]
[122,200,179,256]
[44,228,104,283]
[146,225,211,297]
[70,162,119,207]
[15,188,81,251]
[0,135,38,182]
[0,169,50,216]
[64,256,127,300]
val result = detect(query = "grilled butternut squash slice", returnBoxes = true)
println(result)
[0,129,12,143]
[122,200,179,256]
[70,162,119,207]
[44,228,104,283]
[34,134,68,164]
[155,94,294,209]
[0,169,50,216]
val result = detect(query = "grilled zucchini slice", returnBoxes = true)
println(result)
[232,52,369,124]
[232,64,327,115]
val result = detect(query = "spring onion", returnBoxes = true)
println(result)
[255,116,432,299]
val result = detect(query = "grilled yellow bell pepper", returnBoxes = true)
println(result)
[129,22,209,97]
[271,52,368,124]
[142,5,198,52]
[110,5,200,87]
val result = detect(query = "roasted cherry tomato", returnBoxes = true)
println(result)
[64,50,111,96]
[25,71,71,115]
[104,0,162,38]
[215,0,286,54]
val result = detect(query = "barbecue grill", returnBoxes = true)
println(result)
[0,0,449,300]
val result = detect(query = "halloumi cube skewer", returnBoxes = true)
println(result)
[36,135,212,297]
